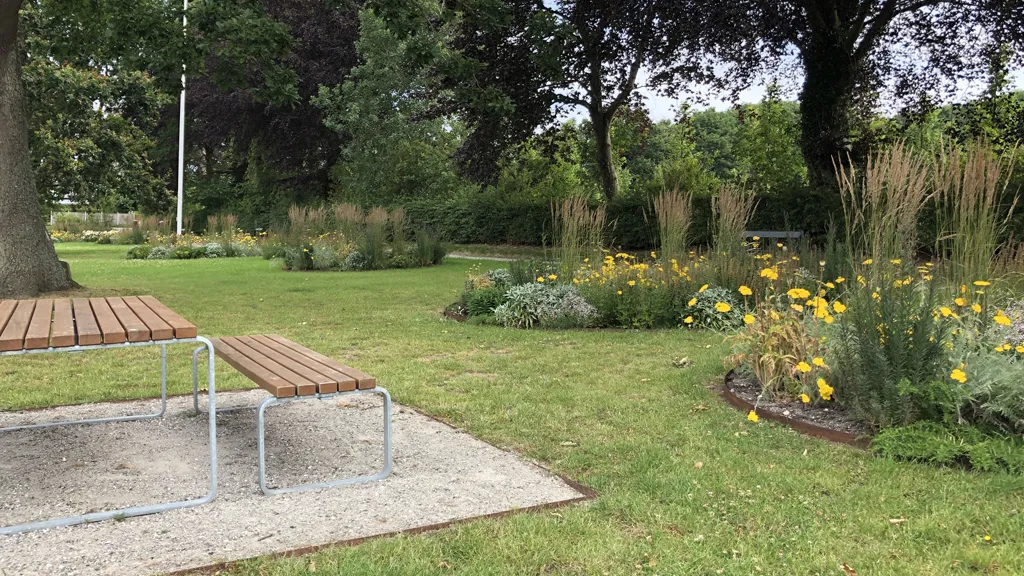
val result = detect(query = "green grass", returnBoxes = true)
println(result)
[3,243,1023,574]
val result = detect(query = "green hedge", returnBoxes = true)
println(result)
[403,188,842,249]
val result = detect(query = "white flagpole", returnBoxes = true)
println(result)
[175,0,188,236]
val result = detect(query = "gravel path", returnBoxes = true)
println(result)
[0,391,583,575]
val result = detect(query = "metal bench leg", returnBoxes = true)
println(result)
[193,345,261,415]
[0,344,169,434]
[0,337,218,535]
[257,387,393,496]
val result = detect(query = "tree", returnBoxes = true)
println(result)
[373,0,765,200]
[734,84,806,195]
[0,0,74,296]
[751,0,1024,184]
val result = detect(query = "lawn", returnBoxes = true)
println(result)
[2,243,1022,574]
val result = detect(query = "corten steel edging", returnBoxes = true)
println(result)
[720,372,872,449]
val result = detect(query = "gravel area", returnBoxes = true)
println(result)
[0,391,584,575]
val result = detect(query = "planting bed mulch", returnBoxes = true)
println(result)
[723,370,873,448]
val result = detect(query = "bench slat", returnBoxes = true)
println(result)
[0,301,18,341]
[106,297,150,342]
[0,301,36,351]
[122,296,173,340]
[24,299,53,350]
[211,338,296,398]
[220,337,318,396]
[138,296,196,338]
[88,297,127,344]
[264,334,376,390]
[51,299,76,348]
[249,335,357,392]
[72,298,102,346]
[235,336,339,395]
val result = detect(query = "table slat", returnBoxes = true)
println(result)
[212,338,296,398]
[138,296,196,338]
[0,301,37,351]
[88,298,127,344]
[51,299,76,347]
[236,336,338,394]
[106,297,150,342]
[72,299,102,346]
[250,334,356,392]
[24,299,53,350]
[221,337,318,396]
[265,334,376,389]
[122,296,173,340]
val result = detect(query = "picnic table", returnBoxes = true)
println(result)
[0,296,218,536]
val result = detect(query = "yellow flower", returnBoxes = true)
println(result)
[972,303,982,313]
[760,268,778,281]
[617,290,623,295]
[824,314,835,324]
[862,258,874,265]
[777,242,784,248]
[835,276,846,284]
[738,285,753,296]
[1016,346,1024,354]
[548,274,557,280]
[743,314,755,325]
[950,369,967,384]
[825,282,835,289]
[537,276,545,283]
[627,280,636,287]
[714,302,732,313]
[787,288,811,300]
[973,280,992,287]
[650,251,657,258]
[799,393,810,404]
[791,304,804,313]
[684,316,694,324]
[699,284,709,293]
[817,378,834,400]
[688,298,697,306]
[954,297,966,307]
[995,312,1012,326]
[939,307,953,318]
[812,357,825,367]
[796,361,812,373]
[832,301,847,313]
[747,410,759,423]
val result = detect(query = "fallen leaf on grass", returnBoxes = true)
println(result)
[673,357,693,368]
[695,461,704,469]
[841,563,857,575]
[889,517,907,525]
[560,441,578,447]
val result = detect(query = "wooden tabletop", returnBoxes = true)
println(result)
[0,296,197,352]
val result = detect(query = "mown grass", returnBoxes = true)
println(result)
[2,243,1022,574]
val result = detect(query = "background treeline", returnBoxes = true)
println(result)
[25,0,1024,247]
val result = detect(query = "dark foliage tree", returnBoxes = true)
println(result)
[373,0,767,200]
[750,0,1024,184]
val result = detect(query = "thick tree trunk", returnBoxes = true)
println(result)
[591,111,620,200]
[0,0,75,298]
[798,39,859,187]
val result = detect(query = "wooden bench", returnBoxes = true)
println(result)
[191,334,392,495]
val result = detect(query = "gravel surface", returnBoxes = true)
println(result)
[0,391,583,575]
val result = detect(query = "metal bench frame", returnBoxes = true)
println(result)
[0,337,219,536]
[191,345,392,496]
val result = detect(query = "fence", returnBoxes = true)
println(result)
[50,212,136,228]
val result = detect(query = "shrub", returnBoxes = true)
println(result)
[361,207,389,269]
[486,268,513,289]
[146,245,172,260]
[466,287,506,317]
[652,188,693,265]
[343,251,367,271]
[493,283,596,329]
[682,285,744,331]
[203,243,227,258]
[872,422,1024,474]
[414,229,447,267]
[171,245,205,259]
[284,245,314,270]
[125,245,153,260]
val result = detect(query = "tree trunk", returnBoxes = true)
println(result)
[798,39,859,187]
[591,111,620,200]
[0,0,75,298]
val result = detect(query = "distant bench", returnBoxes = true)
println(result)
[193,334,392,495]
[744,231,804,240]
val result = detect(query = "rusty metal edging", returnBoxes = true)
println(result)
[720,372,872,450]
